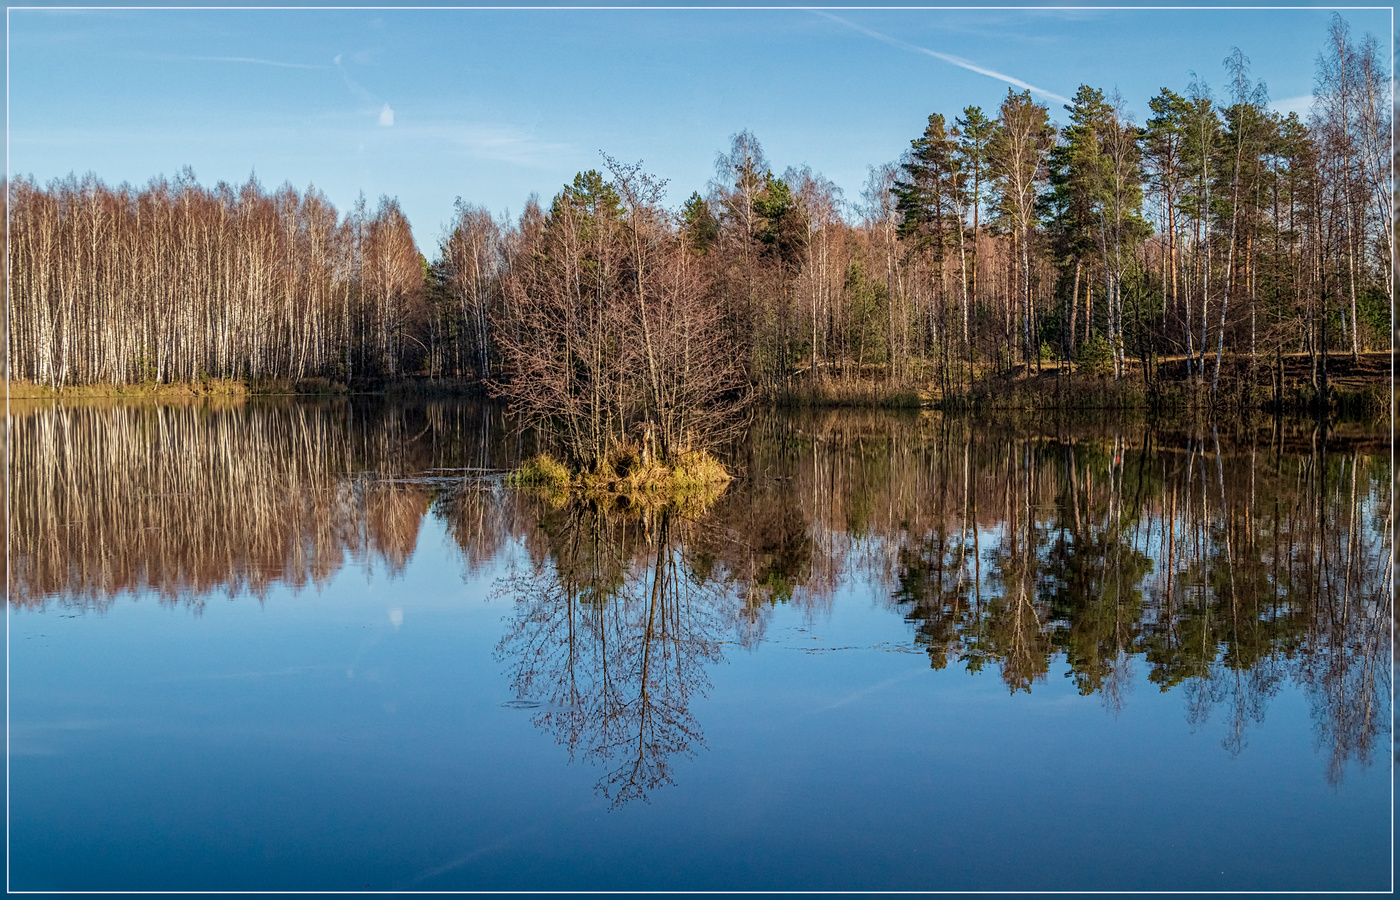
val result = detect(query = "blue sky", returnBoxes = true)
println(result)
[8,7,1391,249]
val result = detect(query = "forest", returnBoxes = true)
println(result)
[8,17,1392,424]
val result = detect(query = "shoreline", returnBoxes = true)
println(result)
[5,375,486,401]
[774,351,1392,416]
[9,351,1391,420]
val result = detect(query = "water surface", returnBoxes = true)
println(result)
[8,399,1392,891]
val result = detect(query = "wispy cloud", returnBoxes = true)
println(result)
[1271,94,1313,118]
[441,123,574,167]
[815,11,1072,107]
[379,103,395,127]
[15,116,575,170]
[191,55,327,70]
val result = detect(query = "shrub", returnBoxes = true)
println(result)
[1076,335,1113,376]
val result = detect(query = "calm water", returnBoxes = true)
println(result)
[8,399,1392,891]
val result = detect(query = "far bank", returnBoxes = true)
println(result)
[9,351,1391,422]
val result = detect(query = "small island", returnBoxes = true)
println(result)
[487,160,748,509]
[507,445,730,510]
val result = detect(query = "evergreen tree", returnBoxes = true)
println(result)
[989,89,1055,370]
[954,105,994,340]
[1143,88,1191,362]
[1047,84,1113,354]
[681,191,719,254]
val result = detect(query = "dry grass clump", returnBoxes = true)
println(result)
[508,444,731,514]
[506,453,572,489]
[667,449,731,488]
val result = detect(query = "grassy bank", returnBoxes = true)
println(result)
[767,351,1392,421]
[771,375,925,409]
[250,375,483,396]
[8,378,248,400]
[952,352,1391,420]
[6,374,490,400]
[13,351,1388,422]
[507,444,731,514]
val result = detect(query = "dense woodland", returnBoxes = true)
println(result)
[9,18,1392,438]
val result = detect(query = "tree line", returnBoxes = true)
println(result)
[9,16,1390,414]
[8,169,424,387]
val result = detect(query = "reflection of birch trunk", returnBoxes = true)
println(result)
[9,400,446,607]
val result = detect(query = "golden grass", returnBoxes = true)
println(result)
[507,453,572,489]
[7,378,247,400]
[507,445,731,515]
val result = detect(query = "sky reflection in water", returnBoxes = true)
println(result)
[8,399,1391,891]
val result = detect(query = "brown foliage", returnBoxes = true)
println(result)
[492,162,747,469]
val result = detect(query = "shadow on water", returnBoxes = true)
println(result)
[8,397,1392,798]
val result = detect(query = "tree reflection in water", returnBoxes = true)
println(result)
[860,415,1391,780]
[495,502,742,807]
[9,400,1391,794]
[8,399,523,608]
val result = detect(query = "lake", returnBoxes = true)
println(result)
[8,398,1392,891]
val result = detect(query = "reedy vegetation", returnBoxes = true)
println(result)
[8,17,1391,421]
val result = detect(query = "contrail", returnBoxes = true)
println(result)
[814,11,1071,107]
[334,55,377,104]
